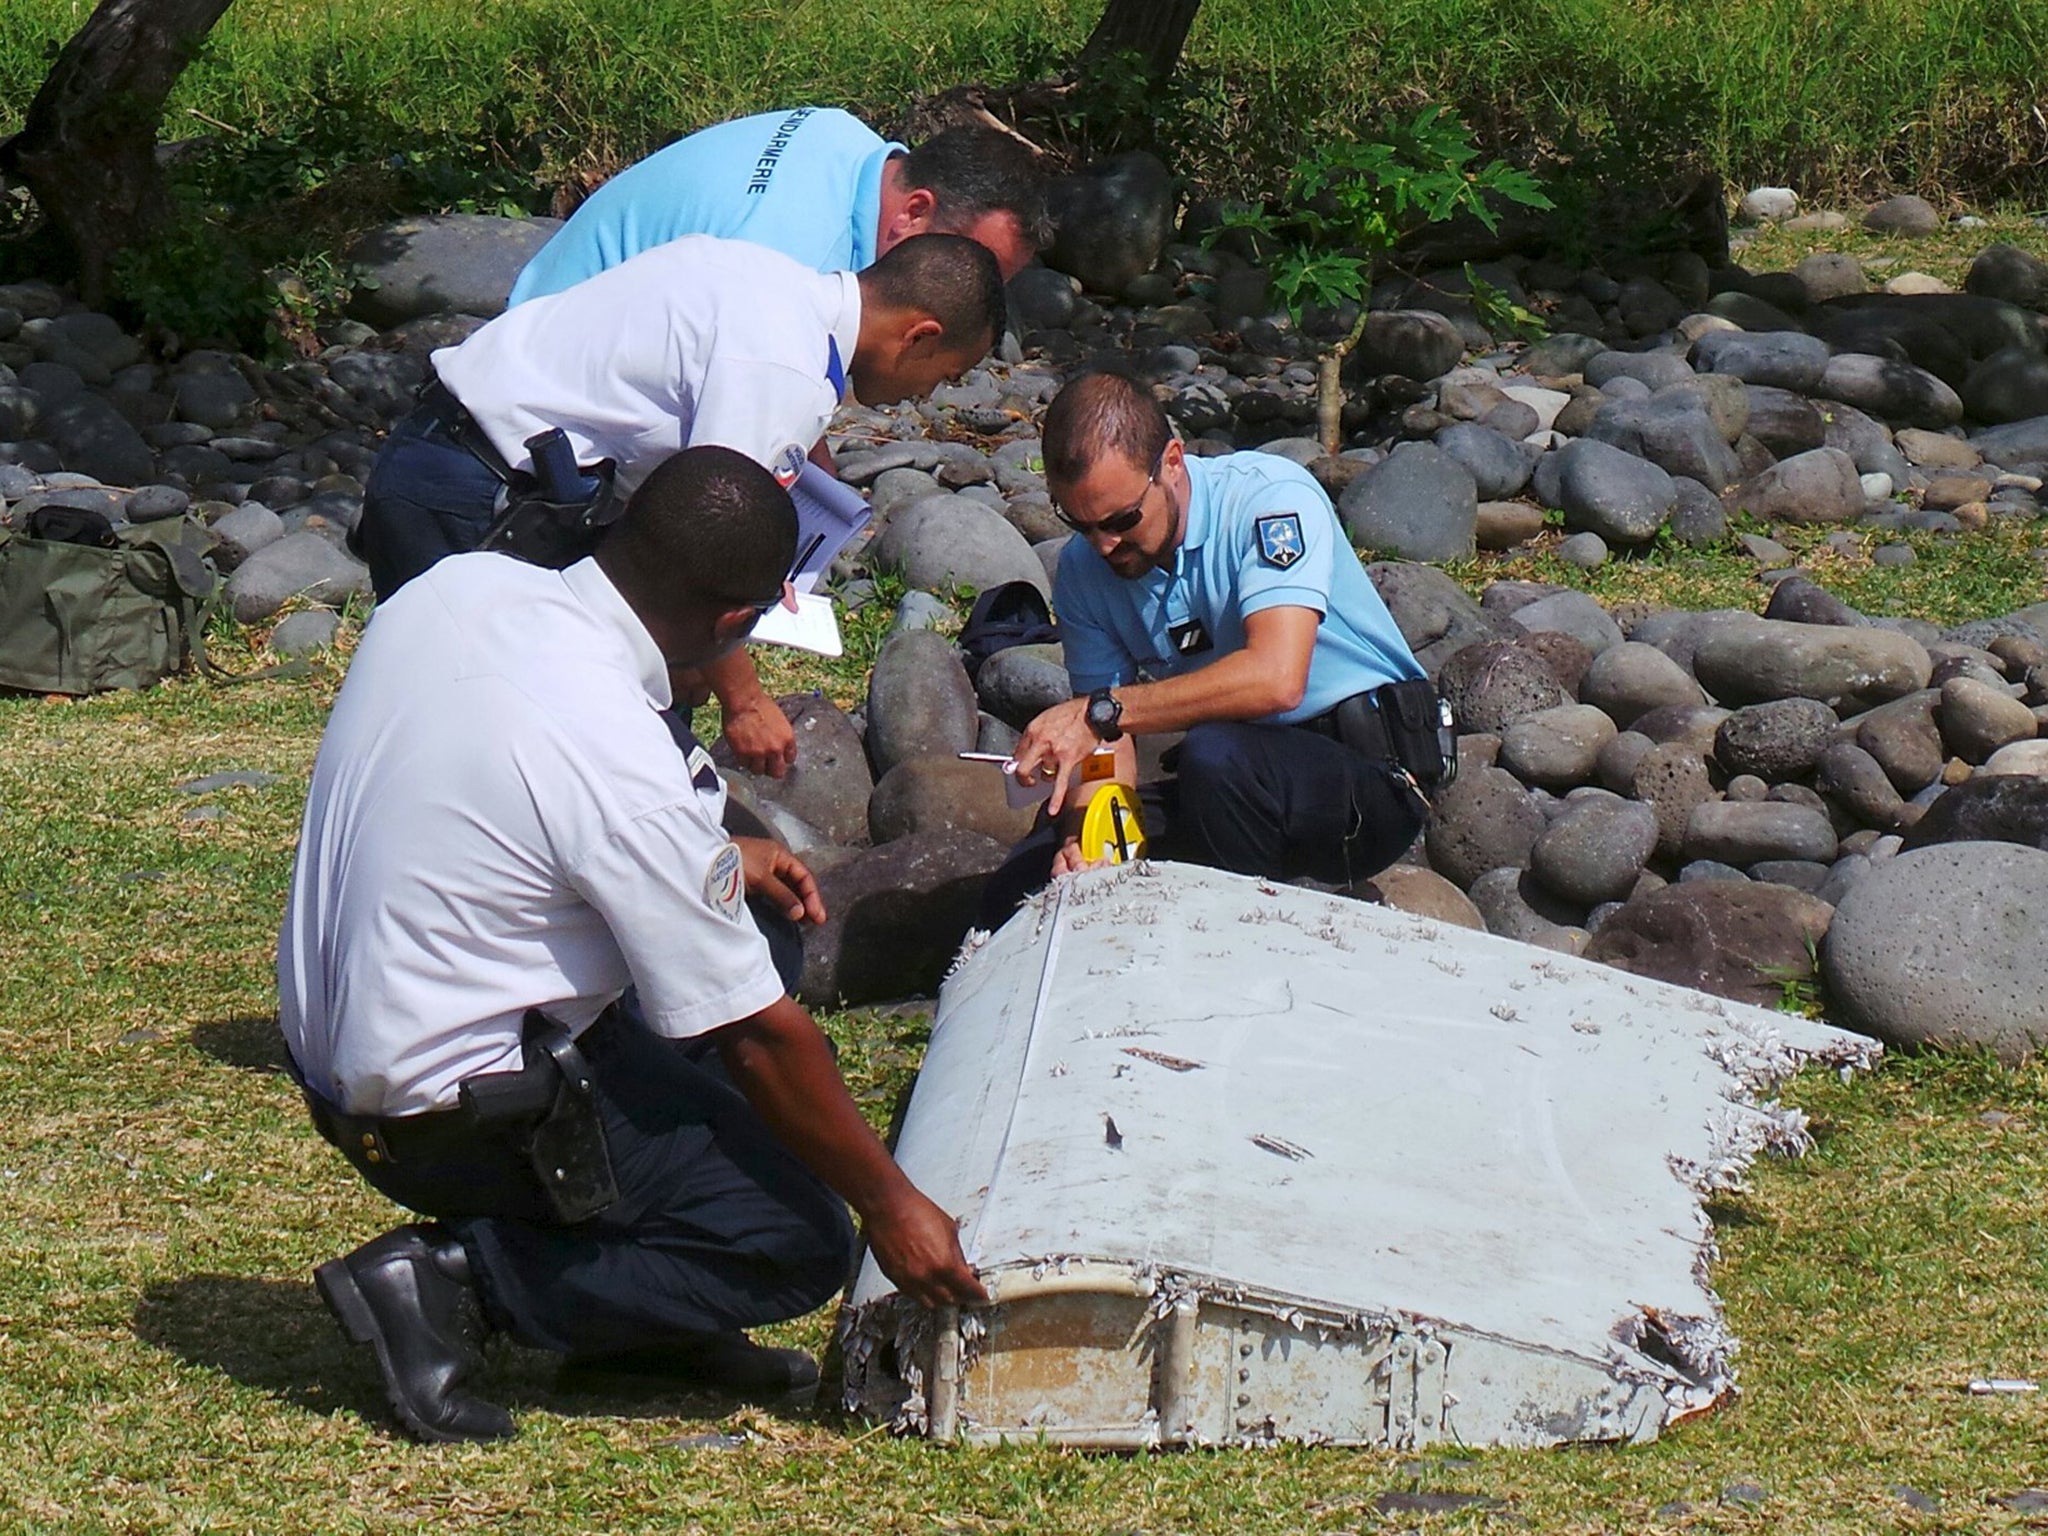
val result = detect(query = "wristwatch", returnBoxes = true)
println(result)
[1085,687,1125,742]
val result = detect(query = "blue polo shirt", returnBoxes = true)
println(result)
[510,107,903,304]
[1056,452,1422,725]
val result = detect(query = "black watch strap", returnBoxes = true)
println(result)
[1086,687,1124,742]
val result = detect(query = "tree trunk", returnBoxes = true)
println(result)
[1078,0,1202,87]
[0,0,236,306]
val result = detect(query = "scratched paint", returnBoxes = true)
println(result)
[841,860,1879,1448]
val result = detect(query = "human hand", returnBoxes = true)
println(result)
[1011,698,1100,814]
[864,1187,988,1308]
[720,696,798,778]
[735,836,826,925]
[1050,836,1106,879]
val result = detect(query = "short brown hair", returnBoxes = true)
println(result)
[1041,367,1171,485]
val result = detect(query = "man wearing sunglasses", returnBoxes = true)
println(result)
[283,447,986,1443]
[995,367,1430,906]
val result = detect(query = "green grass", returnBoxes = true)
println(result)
[5,526,2048,1528]
[4,0,2046,228]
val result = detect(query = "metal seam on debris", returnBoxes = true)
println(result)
[962,877,1070,1269]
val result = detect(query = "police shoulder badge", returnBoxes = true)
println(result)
[770,443,807,489]
[1254,513,1306,569]
[704,841,746,919]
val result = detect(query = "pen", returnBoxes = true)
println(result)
[791,532,825,575]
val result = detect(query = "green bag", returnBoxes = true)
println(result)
[0,516,221,695]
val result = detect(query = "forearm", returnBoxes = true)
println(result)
[703,647,770,712]
[714,999,916,1219]
[1109,650,1306,735]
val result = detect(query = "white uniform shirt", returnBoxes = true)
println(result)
[278,552,784,1116]
[432,235,858,495]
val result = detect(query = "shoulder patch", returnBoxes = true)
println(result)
[1254,512,1306,569]
[770,442,807,489]
[704,841,746,919]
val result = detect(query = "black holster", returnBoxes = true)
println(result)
[1332,679,1458,793]
[458,1009,620,1223]
[475,474,621,570]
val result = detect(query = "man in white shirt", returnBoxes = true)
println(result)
[350,231,1006,774]
[286,447,985,1443]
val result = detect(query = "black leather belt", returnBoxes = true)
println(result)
[417,376,514,484]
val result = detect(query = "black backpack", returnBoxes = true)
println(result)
[957,580,1059,681]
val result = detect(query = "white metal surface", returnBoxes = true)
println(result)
[840,860,1878,1448]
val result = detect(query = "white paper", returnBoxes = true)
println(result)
[750,590,843,656]
[789,462,873,594]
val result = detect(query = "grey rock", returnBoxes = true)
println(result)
[889,590,956,636]
[1531,796,1657,906]
[1577,642,1704,730]
[1475,498,1546,550]
[1355,310,1466,383]
[1680,860,1751,883]
[206,501,284,569]
[1669,476,1728,545]
[975,643,1070,729]
[0,383,40,440]
[43,395,152,487]
[864,630,980,777]
[169,369,256,431]
[1684,800,1839,865]
[1506,590,1622,656]
[177,769,279,794]
[869,467,944,523]
[1743,385,1827,457]
[1864,194,1941,236]
[1823,401,1911,483]
[1962,348,2048,426]
[1728,446,1865,525]
[1045,152,1176,297]
[1424,766,1547,888]
[123,484,190,523]
[1498,703,1617,790]
[1339,441,1477,561]
[1794,252,1866,301]
[1693,617,1932,709]
[1964,243,2048,310]
[346,213,562,327]
[1901,773,2048,850]
[1749,857,1830,892]
[1434,422,1530,498]
[1006,267,1080,332]
[1852,693,1944,793]
[871,493,1049,598]
[714,694,875,848]
[1632,743,1718,859]
[1368,561,1508,679]
[1692,329,1830,392]
[1596,729,1656,792]
[799,830,1008,1006]
[1587,394,1742,489]
[1937,675,2037,762]
[1815,740,1910,831]
[223,530,369,623]
[1467,867,1588,952]
[1971,414,2048,468]
[1715,698,1839,779]
[1819,353,1964,431]
[1555,437,1676,545]
[1823,841,2048,1063]
[1584,881,1834,1009]
[1438,639,1570,734]
[1583,349,1694,391]
[1518,332,1607,377]
[1764,575,1862,627]
[868,757,1037,846]
[1555,530,1608,568]
[268,608,341,658]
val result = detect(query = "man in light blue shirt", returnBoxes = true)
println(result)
[995,369,1432,904]
[512,107,1047,305]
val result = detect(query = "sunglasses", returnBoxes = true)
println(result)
[1056,451,1165,538]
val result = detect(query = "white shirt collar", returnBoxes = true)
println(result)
[560,557,672,710]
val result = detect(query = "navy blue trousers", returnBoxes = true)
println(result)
[980,720,1426,922]
[320,915,853,1357]
[352,403,504,601]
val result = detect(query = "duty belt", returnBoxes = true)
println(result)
[1295,691,1396,761]
[417,377,515,485]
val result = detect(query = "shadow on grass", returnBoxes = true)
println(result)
[134,1273,823,1431]
[190,1015,292,1076]
[134,1273,382,1422]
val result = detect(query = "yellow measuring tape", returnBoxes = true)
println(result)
[1076,781,1148,865]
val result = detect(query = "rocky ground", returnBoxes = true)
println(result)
[4,181,2048,1062]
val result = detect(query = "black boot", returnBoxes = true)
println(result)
[316,1224,516,1443]
[560,1332,820,1407]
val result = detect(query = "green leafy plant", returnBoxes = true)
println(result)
[1464,262,1550,343]
[1207,107,1553,452]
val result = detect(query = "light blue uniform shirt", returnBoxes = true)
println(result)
[1057,452,1423,725]
[510,107,903,304]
